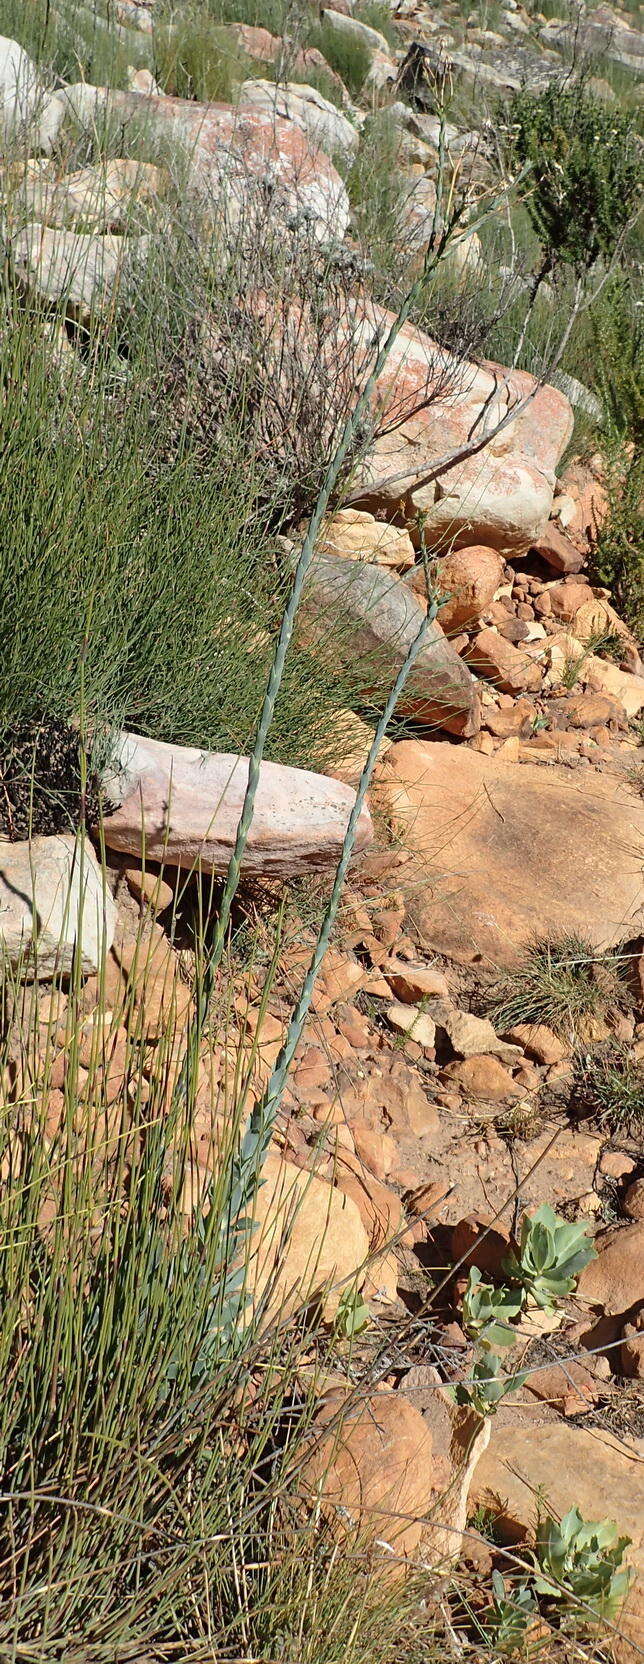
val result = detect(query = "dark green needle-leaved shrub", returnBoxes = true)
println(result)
[504,84,642,273]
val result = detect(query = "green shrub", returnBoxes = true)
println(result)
[461,1267,523,1350]
[503,83,642,274]
[503,1205,596,1313]
[347,111,406,295]
[0,284,373,770]
[164,0,288,34]
[0,0,136,84]
[353,0,398,48]
[589,269,644,448]
[153,13,257,102]
[452,1351,528,1416]
[590,453,644,644]
[0,932,433,1662]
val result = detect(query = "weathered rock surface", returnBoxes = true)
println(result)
[319,509,415,570]
[353,309,573,551]
[320,7,390,56]
[577,1222,644,1322]
[621,1310,644,1381]
[0,834,116,978]
[248,1149,369,1320]
[239,78,358,159]
[472,1410,644,1660]
[0,35,48,141]
[442,1054,522,1101]
[465,627,543,694]
[400,1367,492,1564]
[387,1001,436,1049]
[409,545,505,633]
[100,731,373,877]
[541,7,644,74]
[583,657,644,719]
[383,960,449,1003]
[10,224,148,320]
[60,84,349,241]
[625,1181,644,1223]
[376,739,644,967]
[298,552,481,735]
[302,1389,434,1558]
[227,23,346,96]
[505,1023,566,1065]
[20,158,165,233]
[440,1009,520,1063]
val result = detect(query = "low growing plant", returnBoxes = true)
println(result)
[590,452,644,646]
[452,1351,529,1417]
[334,1283,371,1339]
[461,1267,523,1350]
[491,934,619,1040]
[535,1507,633,1622]
[481,1571,538,1654]
[503,1205,596,1313]
[573,1042,644,1138]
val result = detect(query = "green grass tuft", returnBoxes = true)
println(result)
[491,935,621,1040]
[573,1042,644,1137]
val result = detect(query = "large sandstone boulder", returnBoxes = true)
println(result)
[0,834,116,978]
[577,1223,644,1323]
[541,9,644,74]
[319,509,415,570]
[239,79,358,159]
[0,37,64,151]
[32,159,164,233]
[248,1149,369,1320]
[10,224,149,321]
[353,308,573,552]
[298,552,481,735]
[100,731,373,877]
[60,85,349,242]
[302,1389,434,1558]
[0,35,43,139]
[408,545,505,633]
[375,739,644,967]
[320,7,391,56]
[399,1367,492,1565]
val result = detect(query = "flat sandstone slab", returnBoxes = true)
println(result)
[375,738,644,967]
[100,732,373,877]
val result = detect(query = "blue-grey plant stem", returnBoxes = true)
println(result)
[247,591,439,1159]
[201,228,455,993]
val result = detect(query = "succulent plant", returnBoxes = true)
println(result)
[453,1350,528,1418]
[335,1283,370,1338]
[503,1204,596,1312]
[482,1571,537,1653]
[535,1507,633,1621]
[461,1267,523,1350]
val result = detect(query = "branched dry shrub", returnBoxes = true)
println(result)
[154,234,377,524]
[123,166,478,527]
